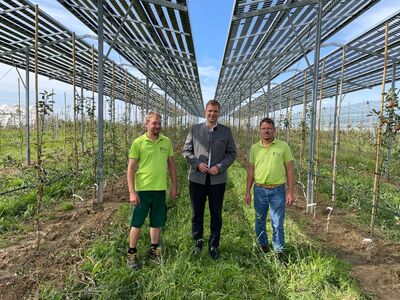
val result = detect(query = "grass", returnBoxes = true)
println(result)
[59,201,74,212]
[40,156,364,299]
[1,125,397,298]
[282,127,400,242]
[0,124,140,234]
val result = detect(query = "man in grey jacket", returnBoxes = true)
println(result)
[182,100,237,259]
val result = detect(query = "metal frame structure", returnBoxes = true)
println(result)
[0,0,181,116]
[1,0,200,206]
[57,0,203,117]
[215,0,379,114]
[239,10,400,117]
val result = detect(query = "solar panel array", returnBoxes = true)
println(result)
[239,10,400,117]
[215,0,380,115]
[57,0,203,116]
[0,0,193,117]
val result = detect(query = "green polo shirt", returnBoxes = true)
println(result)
[129,133,173,191]
[249,139,293,185]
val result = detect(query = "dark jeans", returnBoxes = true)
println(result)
[189,175,226,248]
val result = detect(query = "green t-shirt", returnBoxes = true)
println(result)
[249,139,293,185]
[129,133,173,191]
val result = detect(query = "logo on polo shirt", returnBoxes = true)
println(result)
[160,146,168,153]
[272,151,283,158]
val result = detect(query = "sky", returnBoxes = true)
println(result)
[1,0,400,117]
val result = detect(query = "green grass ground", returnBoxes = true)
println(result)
[41,157,364,299]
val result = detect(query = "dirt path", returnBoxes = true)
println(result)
[289,190,400,300]
[0,177,127,300]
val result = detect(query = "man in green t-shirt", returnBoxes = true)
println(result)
[126,111,177,269]
[244,117,294,260]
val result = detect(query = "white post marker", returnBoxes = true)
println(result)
[325,207,333,233]
[362,238,373,261]
[307,203,317,219]
[297,181,308,212]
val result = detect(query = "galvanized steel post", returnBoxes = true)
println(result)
[96,0,105,209]
[306,0,323,210]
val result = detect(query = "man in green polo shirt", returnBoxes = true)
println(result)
[244,117,294,260]
[126,111,177,269]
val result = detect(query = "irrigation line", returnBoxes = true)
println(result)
[0,171,75,196]
[0,184,36,195]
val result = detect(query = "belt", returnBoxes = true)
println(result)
[255,182,284,189]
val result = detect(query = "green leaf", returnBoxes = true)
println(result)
[92,260,103,275]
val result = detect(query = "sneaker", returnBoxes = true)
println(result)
[194,239,203,254]
[127,252,140,269]
[260,244,270,253]
[209,246,220,260]
[148,247,161,262]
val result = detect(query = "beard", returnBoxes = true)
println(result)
[151,128,161,135]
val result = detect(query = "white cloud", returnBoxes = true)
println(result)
[198,55,221,102]
[198,64,219,101]
[199,65,219,83]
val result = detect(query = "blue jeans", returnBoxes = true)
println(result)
[254,184,286,252]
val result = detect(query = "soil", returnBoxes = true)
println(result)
[0,176,127,300]
[0,177,399,299]
[288,190,400,300]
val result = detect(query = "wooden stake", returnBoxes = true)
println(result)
[34,4,43,250]
[277,85,282,139]
[299,70,308,181]
[287,77,295,143]
[329,47,346,232]
[72,32,78,174]
[64,92,67,148]
[371,22,389,236]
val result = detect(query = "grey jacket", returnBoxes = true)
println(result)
[182,123,237,185]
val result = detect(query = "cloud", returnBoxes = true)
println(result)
[198,65,219,83]
[198,63,219,102]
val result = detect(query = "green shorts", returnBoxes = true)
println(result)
[130,190,166,228]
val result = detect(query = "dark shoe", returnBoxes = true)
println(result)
[276,251,287,266]
[194,239,203,254]
[127,252,140,269]
[147,247,161,262]
[209,247,220,260]
[260,244,270,253]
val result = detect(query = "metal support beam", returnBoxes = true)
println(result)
[247,80,252,159]
[25,49,30,165]
[233,0,317,20]
[385,62,396,178]
[104,1,135,61]
[140,0,188,12]
[164,79,168,128]
[96,0,104,209]
[250,64,269,108]
[325,42,398,62]
[0,5,29,15]
[266,60,272,117]
[238,89,242,135]
[80,73,84,152]
[306,0,323,212]
[145,53,149,114]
